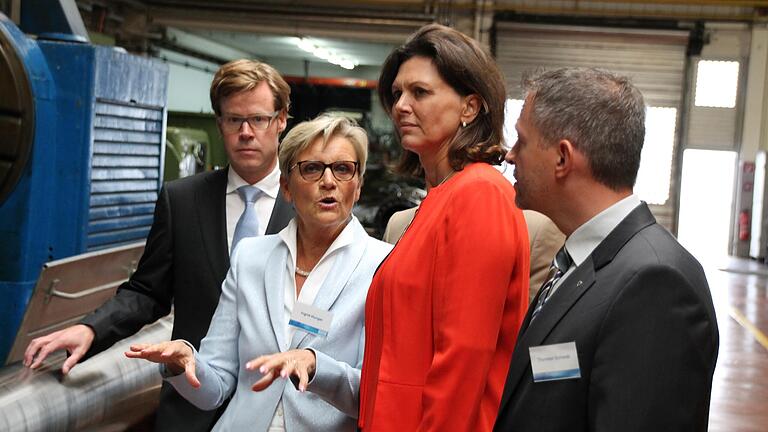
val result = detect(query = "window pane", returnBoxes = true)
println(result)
[678,149,737,263]
[500,99,525,182]
[501,100,677,207]
[636,107,677,205]
[503,98,524,148]
[694,60,739,108]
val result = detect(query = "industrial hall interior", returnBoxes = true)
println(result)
[1,0,767,431]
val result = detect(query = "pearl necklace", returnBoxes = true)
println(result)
[295,266,311,277]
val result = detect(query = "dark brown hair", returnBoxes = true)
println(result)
[378,24,507,176]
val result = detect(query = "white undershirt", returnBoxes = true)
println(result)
[225,165,280,252]
[551,194,642,296]
[269,216,357,430]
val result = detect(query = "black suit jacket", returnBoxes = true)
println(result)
[81,168,294,431]
[494,203,719,432]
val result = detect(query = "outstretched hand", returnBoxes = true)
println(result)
[246,349,316,392]
[24,324,95,374]
[125,340,200,388]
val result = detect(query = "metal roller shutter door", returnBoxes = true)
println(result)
[495,22,689,231]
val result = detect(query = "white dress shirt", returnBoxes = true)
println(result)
[225,165,280,252]
[269,217,357,430]
[551,194,642,297]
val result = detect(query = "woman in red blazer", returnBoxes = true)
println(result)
[358,24,530,431]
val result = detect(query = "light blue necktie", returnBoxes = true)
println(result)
[231,185,262,252]
[530,246,572,321]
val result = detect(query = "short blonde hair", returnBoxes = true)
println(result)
[279,115,368,179]
[210,59,291,116]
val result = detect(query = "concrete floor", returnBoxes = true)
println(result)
[708,258,768,432]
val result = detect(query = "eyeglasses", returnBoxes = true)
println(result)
[289,160,359,182]
[218,112,279,133]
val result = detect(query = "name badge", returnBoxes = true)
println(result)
[529,341,581,382]
[288,302,333,337]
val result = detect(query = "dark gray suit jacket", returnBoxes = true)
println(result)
[81,168,294,431]
[494,203,719,432]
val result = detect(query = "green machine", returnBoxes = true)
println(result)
[164,127,210,181]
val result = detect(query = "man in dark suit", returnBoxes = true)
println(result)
[23,59,295,431]
[494,68,719,431]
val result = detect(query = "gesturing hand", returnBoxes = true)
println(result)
[246,349,317,392]
[24,324,95,374]
[125,340,200,388]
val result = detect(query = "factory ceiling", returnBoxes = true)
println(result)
[68,0,768,77]
[73,0,434,74]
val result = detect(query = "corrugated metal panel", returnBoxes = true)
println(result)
[495,22,688,231]
[87,99,162,250]
[687,106,739,150]
[497,23,688,106]
[494,1,753,20]
[683,56,742,153]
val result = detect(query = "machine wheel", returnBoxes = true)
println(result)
[0,21,34,205]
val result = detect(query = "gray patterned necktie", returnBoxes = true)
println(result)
[530,246,572,321]
[231,185,262,252]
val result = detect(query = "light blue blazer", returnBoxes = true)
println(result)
[166,217,392,431]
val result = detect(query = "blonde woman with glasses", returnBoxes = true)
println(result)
[127,115,392,432]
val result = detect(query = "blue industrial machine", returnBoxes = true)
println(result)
[0,4,168,361]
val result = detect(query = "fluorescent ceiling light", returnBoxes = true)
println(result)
[294,37,359,70]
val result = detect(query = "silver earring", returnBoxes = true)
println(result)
[462,121,467,128]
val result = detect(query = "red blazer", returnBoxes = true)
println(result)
[359,163,530,431]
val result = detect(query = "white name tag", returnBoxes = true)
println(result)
[288,302,333,337]
[529,341,581,382]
